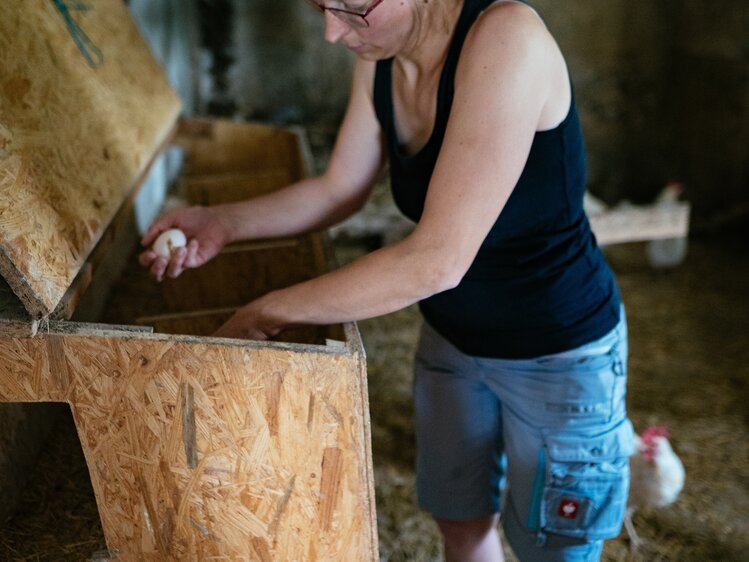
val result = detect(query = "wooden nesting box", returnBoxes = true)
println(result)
[0,2,377,561]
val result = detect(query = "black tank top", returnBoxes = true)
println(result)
[373,0,621,358]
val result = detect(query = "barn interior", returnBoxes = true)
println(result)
[0,1,747,561]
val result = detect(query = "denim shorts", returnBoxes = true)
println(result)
[413,308,634,562]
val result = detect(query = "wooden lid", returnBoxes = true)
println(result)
[0,0,181,319]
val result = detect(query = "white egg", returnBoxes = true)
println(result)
[152,228,187,258]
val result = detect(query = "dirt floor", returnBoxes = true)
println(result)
[0,221,746,561]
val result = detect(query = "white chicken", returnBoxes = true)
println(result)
[646,182,689,268]
[624,426,686,551]
[583,190,609,217]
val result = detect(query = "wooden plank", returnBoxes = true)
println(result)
[98,237,322,329]
[51,263,93,320]
[0,318,39,338]
[0,333,377,561]
[175,117,214,140]
[158,240,321,314]
[135,308,332,346]
[136,307,236,336]
[184,169,293,206]
[222,238,299,253]
[45,321,153,336]
[590,202,691,246]
[352,346,377,562]
[177,119,305,180]
[0,0,181,318]
[0,278,38,336]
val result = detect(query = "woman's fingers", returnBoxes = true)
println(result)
[149,255,169,282]
[141,239,204,282]
[184,239,201,268]
[213,318,268,340]
[140,207,219,281]
[166,246,188,279]
[138,249,157,268]
[165,240,203,279]
[212,301,281,341]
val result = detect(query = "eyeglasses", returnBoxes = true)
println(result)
[303,0,386,28]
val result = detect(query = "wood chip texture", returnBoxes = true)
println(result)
[0,331,376,561]
[0,0,181,318]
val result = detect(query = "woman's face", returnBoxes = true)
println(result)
[321,0,416,60]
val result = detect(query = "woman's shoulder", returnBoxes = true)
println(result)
[456,3,557,83]
[465,1,554,55]
[456,1,571,129]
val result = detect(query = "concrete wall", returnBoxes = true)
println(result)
[667,1,748,218]
[533,1,672,203]
[198,0,354,125]
[533,0,749,216]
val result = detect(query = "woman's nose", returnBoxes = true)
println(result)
[323,11,349,43]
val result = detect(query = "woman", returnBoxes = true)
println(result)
[140,1,635,560]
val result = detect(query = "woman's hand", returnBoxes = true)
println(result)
[139,206,230,282]
[213,298,282,341]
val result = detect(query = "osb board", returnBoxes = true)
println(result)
[0,331,377,562]
[0,0,181,319]
[135,308,333,346]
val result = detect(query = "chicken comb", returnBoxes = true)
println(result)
[641,425,669,445]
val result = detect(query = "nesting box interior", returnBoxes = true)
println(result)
[0,2,377,560]
[95,118,346,349]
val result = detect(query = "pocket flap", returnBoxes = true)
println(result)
[545,419,636,462]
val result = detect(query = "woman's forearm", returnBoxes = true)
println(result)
[253,236,458,331]
[213,227,457,340]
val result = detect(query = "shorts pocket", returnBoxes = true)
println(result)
[536,419,635,541]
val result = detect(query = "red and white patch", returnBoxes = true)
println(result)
[558,499,580,519]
